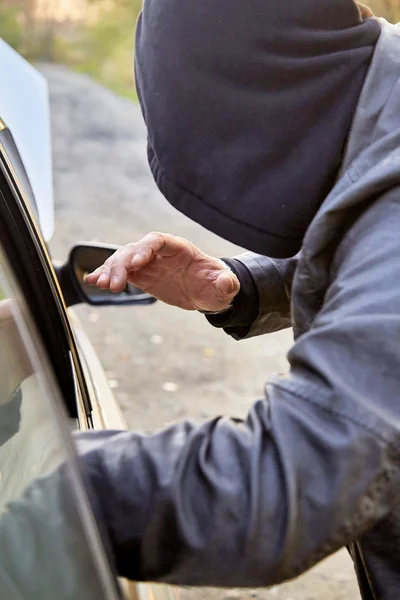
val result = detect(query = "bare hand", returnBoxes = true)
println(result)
[85,233,240,312]
[0,299,33,398]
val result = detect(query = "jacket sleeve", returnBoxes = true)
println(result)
[76,191,400,588]
[0,465,115,600]
[206,253,298,340]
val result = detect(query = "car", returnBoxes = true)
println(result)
[0,38,178,600]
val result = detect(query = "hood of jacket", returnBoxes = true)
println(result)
[292,19,400,334]
[135,0,380,257]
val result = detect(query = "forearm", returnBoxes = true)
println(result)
[77,384,398,588]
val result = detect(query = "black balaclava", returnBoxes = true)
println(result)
[135,0,380,257]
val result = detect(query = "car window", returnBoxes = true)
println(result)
[0,126,91,419]
[0,246,119,600]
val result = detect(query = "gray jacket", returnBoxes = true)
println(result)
[78,20,400,599]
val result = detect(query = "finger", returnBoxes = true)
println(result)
[87,249,138,292]
[129,233,167,270]
[108,246,140,292]
[0,299,14,322]
[86,266,105,285]
[90,233,190,292]
[97,272,112,289]
[130,248,154,269]
[89,265,112,289]
[94,264,117,289]
[215,271,240,300]
[100,241,153,291]
[130,233,191,270]
[86,258,116,286]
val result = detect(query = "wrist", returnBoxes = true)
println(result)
[199,259,239,316]
[199,304,234,316]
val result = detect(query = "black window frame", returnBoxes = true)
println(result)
[0,127,91,420]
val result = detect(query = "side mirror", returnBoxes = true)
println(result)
[55,243,157,308]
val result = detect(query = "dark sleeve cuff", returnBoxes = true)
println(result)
[205,258,259,337]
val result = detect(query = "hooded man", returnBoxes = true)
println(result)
[85,2,400,598]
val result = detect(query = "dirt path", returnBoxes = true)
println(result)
[43,64,361,600]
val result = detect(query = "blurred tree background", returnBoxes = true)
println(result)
[369,0,400,22]
[0,0,398,100]
[0,0,142,99]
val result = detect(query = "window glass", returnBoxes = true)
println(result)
[0,244,119,600]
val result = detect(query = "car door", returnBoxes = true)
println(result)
[0,121,92,425]
[0,146,121,598]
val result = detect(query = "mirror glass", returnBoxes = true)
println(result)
[72,245,154,305]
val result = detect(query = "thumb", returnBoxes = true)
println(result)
[215,271,240,299]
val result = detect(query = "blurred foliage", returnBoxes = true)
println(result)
[0,0,142,99]
[0,3,23,51]
[0,1,62,61]
[0,0,398,101]
[75,0,142,100]
[369,0,400,22]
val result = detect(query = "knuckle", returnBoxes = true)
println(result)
[104,254,116,267]
[148,231,164,245]
[176,236,191,248]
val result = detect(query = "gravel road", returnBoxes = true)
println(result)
[42,64,361,600]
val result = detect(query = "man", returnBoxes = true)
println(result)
[85,1,400,598]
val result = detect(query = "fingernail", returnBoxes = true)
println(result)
[98,274,108,284]
[111,276,120,288]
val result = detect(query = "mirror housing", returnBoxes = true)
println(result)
[55,243,157,308]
